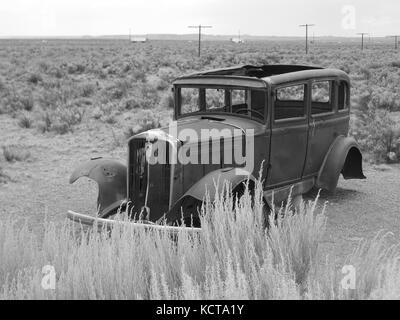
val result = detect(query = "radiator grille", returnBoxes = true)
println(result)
[128,138,171,221]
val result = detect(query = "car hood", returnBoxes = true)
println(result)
[133,115,265,145]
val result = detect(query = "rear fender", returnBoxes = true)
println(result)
[316,136,366,192]
[69,158,127,217]
[164,167,259,223]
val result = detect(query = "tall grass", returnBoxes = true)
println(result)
[0,181,399,299]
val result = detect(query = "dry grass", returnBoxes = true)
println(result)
[0,181,399,300]
[0,165,9,183]
[2,145,31,162]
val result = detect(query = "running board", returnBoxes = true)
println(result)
[264,178,315,205]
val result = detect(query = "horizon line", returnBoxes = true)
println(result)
[0,33,392,40]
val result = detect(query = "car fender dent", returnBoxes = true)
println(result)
[69,158,127,215]
[317,136,365,192]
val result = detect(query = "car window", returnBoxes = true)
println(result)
[180,88,200,115]
[311,81,333,115]
[231,89,246,108]
[275,84,306,120]
[205,89,226,112]
[178,87,265,121]
[231,89,265,120]
[338,81,349,110]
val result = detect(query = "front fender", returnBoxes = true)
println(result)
[69,158,127,217]
[165,167,257,223]
[316,136,366,192]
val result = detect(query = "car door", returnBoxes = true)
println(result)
[266,82,309,187]
[303,79,339,177]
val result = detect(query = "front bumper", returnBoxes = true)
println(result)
[67,210,201,235]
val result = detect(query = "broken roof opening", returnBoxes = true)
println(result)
[190,64,324,79]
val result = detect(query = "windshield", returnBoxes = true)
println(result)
[177,87,266,121]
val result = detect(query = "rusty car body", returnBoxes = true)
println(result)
[68,64,366,230]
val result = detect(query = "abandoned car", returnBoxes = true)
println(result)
[68,64,366,229]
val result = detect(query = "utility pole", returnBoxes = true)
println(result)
[388,35,400,50]
[357,33,369,50]
[299,24,315,54]
[188,25,212,57]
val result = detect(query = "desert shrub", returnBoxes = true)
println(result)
[53,105,85,133]
[36,86,78,110]
[146,75,168,90]
[102,113,118,125]
[36,105,85,134]
[2,89,35,114]
[80,83,96,98]
[124,109,161,137]
[0,166,9,184]
[2,145,31,162]
[37,111,52,133]
[67,63,85,74]
[48,67,64,79]
[126,84,160,110]
[123,97,141,110]
[352,93,400,163]
[159,92,175,109]
[359,67,372,80]
[157,67,178,83]
[132,69,146,82]
[91,102,120,124]
[19,94,34,112]
[27,73,42,85]
[106,80,131,100]
[37,61,49,73]
[17,112,34,128]
[389,61,400,68]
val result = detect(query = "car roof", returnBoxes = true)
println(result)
[173,64,350,87]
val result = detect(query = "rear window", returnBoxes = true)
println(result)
[311,81,333,115]
[275,84,306,120]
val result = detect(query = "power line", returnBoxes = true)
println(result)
[299,24,315,54]
[357,33,369,51]
[188,25,213,57]
[387,35,400,50]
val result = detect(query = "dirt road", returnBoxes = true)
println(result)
[1,115,400,261]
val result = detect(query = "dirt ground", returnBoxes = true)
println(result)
[1,114,400,263]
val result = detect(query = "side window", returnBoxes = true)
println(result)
[275,84,306,120]
[338,81,349,110]
[180,88,200,114]
[311,81,333,115]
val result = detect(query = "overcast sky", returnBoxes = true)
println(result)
[0,0,399,37]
